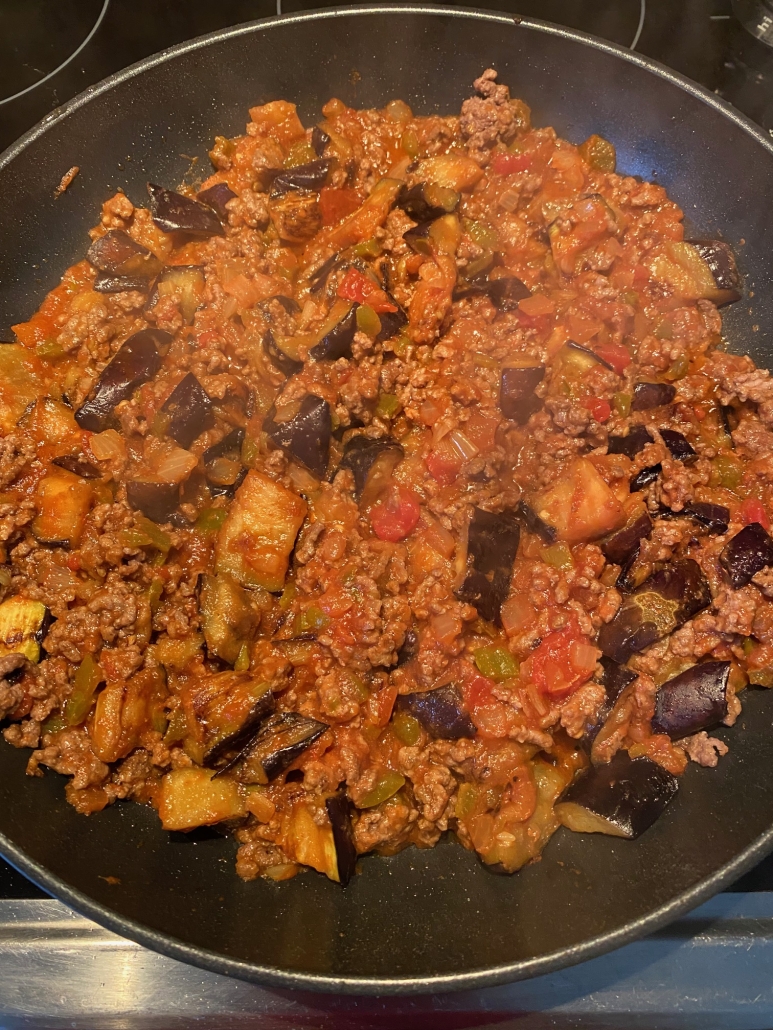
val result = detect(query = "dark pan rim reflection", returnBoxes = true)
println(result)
[2,4,773,995]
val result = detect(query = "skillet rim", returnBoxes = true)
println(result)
[1,3,773,995]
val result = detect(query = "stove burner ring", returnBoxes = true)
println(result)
[0,0,111,107]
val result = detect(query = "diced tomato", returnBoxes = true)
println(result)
[521,627,600,698]
[369,683,398,727]
[740,497,770,531]
[425,449,462,486]
[462,672,495,713]
[336,267,397,313]
[592,342,632,375]
[319,186,361,226]
[491,152,531,175]
[518,293,556,317]
[369,486,421,542]
[581,397,611,423]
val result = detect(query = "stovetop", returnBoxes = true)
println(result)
[2,1,773,1025]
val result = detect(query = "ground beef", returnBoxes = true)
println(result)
[0,435,35,490]
[27,727,109,789]
[460,69,522,163]
[681,731,728,768]
[559,682,607,738]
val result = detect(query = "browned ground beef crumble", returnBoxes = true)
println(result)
[0,70,769,882]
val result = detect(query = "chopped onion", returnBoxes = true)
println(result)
[430,611,461,648]
[88,429,126,462]
[501,597,537,636]
[207,456,241,486]
[569,639,602,674]
[420,399,443,426]
[498,189,521,213]
[149,443,198,483]
[424,517,455,559]
[447,430,479,461]
[288,462,319,495]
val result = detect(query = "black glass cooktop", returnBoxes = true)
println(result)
[1,0,772,899]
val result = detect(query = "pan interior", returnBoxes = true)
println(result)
[1,7,773,992]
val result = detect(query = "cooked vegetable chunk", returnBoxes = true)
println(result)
[601,512,652,567]
[534,459,625,543]
[687,239,742,306]
[720,522,773,588]
[325,791,357,886]
[0,345,45,434]
[597,559,712,663]
[215,471,307,591]
[159,767,246,831]
[197,182,237,220]
[33,471,94,547]
[200,573,261,666]
[631,382,676,411]
[264,394,331,478]
[651,661,730,739]
[87,229,161,279]
[339,436,404,499]
[396,684,477,740]
[455,507,521,624]
[556,751,678,839]
[238,712,328,783]
[499,365,545,423]
[607,425,653,459]
[75,329,167,432]
[147,183,224,237]
[159,372,213,449]
[0,597,48,663]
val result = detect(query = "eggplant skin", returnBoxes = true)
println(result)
[196,182,237,221]
[51,455,102,480]
[241,712,329,782]
[147,183,224,237]
[310,306,357,361]
[93,272,152,294]
[661,429,697,464]
[270,159,332,197]
[75,329,168,432]
[204,691,276,770]
[631,382,677,411]
[597,558,711,663]
[601,512,652,567]
[515,500,557,543]
[499,366,545,424]
[126,480,180,524]
[720,522,773,589]
[630,464,662,493]
[599,656,637,703]
[375,305,408,343]
[339,436,404,499]
[607,425,653,459]
[456,507,521,625]
[264,394,332,479]
[325,791,357,887]
[396,685,477,740]
[655,502,730,535]
[86,230,160,279]
[263,330,303,377]
[556,751,678,840]
[651,661,730,739]
[160,373,214,449]
[688,239,742,305]
[395,627,419,667]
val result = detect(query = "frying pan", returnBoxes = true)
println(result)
[1,5,773,996]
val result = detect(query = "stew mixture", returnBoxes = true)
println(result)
[1,70,770,883]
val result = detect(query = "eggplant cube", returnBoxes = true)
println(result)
[325,791,358,886]
[147,183,224,238]
[0,345,45,434]
[160,372,214,449]
[396,685,477,740]
[688,239,742,306]
[158,767,246,831]
[499,365,545,424]
[215,470,307,592]
[652,661,730,739]
[33,470,94,547]
[720,522,773,589]
[75,329,167,432]
[0,597,48,664]
[200,573,260,666]
[556,751,678,839]
[264,394,332,479]
[239,712,329,783]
